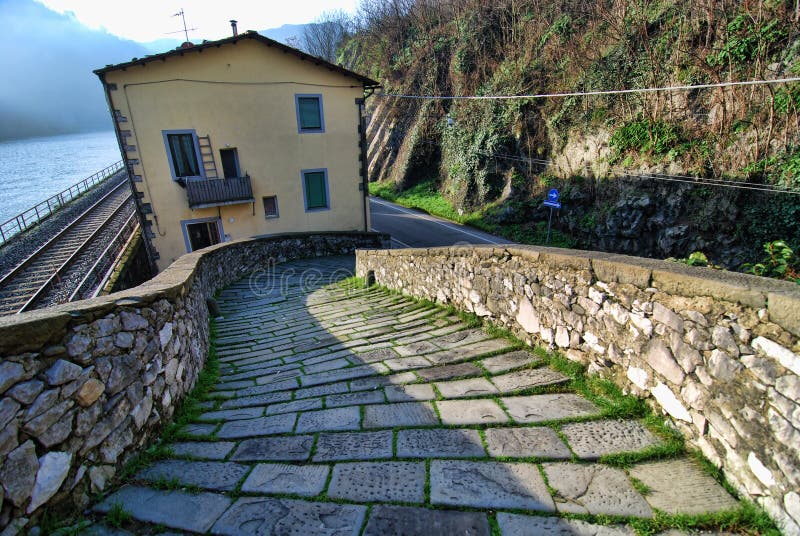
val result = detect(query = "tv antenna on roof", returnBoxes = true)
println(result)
[167,8,197,42]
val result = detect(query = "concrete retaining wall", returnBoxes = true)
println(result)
[0,231,388,530]
[356,245,800,534]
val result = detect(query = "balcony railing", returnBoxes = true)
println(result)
[185,176,255,209]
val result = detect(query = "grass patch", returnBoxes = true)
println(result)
[628,476,652,496]
[627,503,780,535]
[106,503,132,528]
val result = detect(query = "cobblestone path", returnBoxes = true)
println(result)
[94,256,740,535]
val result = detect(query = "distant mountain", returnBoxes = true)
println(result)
[260,24,307,47]
[0,0,149,141]
[139,37,183,54]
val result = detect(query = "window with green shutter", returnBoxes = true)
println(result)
[302,170,329,211]
[295,95,324,132]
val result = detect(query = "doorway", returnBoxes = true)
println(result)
[182,218,222,252]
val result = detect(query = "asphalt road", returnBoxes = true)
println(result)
[369,197,513,248]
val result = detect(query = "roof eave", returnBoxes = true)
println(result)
[93,31,379,87]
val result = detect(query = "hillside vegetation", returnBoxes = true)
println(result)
[340,0,800,270]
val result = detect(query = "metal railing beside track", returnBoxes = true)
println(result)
[0,160,125,246]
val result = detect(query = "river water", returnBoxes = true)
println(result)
[0,131,121,224]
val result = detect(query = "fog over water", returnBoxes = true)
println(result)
[0,0,150,141]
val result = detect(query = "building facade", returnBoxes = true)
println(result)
[95,31,379,271]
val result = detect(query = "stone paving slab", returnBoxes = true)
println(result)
[350,372,417,391]
[197,407,264,422]
[498,513,635,535]
[561,420,662,459]
[168,441,235,460]
[241,463,329,496]
[95,485,231,533]
[231,435,314,461]
[427,338,514,364]
[326,390,385,407]
[384,356,433,371]
[362,402,439,428]
[433,328,491,348]
[437,399,509,425]
[384,384,436,402]
[216,413,297,439]
[484,427,572,459]
[430,460,555,511]
[415,362,484,381]
[397,428,486,458]
[294,382,349,399]
[211,496,366,536]
[491,368,570,392]
[363,505,490,536]
[178,423,217,437]
[480,350,540,374]
[295,406,361,433]
[264,397,323,415]
[394,340,441,356]
[327,461,426,503]
[628,458,739,514]
[502,394,600,423]
[544,462,653,517]
[135,460,249,491]
[219,391,292,409]
[313,430,394,461]
[435,376,499,398]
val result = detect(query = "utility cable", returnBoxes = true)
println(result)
[377,76,800,100]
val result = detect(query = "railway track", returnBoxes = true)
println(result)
[0,180,135,315]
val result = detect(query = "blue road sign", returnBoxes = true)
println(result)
[548,188,560,202]
[543,200,561,209]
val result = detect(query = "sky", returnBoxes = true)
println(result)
[34,0,361,43]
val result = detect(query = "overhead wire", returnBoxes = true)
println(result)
[376,76,800,100]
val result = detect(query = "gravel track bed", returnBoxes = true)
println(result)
[0,171,129,280]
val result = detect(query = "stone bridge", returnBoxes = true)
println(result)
[0,233,797,534]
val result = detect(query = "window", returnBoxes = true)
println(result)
[295,94,324,133]
[163,130,203,180]
[302,169,329,211]
[181,218,222,252]
[263,196,279,218]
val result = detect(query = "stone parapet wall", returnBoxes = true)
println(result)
[356,246,800,534]
[0,232,388,530]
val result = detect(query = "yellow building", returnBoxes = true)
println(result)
[95,31,379,272]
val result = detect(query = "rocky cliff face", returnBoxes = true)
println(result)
[353,0,800,265]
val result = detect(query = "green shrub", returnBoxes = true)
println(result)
[742,240,800,282]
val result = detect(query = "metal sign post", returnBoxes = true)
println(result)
[543,188,561,245]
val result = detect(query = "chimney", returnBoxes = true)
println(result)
[230,20,238,37]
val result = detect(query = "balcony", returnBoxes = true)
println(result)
[185,176,255,209]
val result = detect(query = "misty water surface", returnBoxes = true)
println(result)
[0,131,121,224]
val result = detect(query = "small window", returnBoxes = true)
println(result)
[302,169,329,211]
[263,196,279,218]
[163,130,202,180]
[295,94,324,133]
